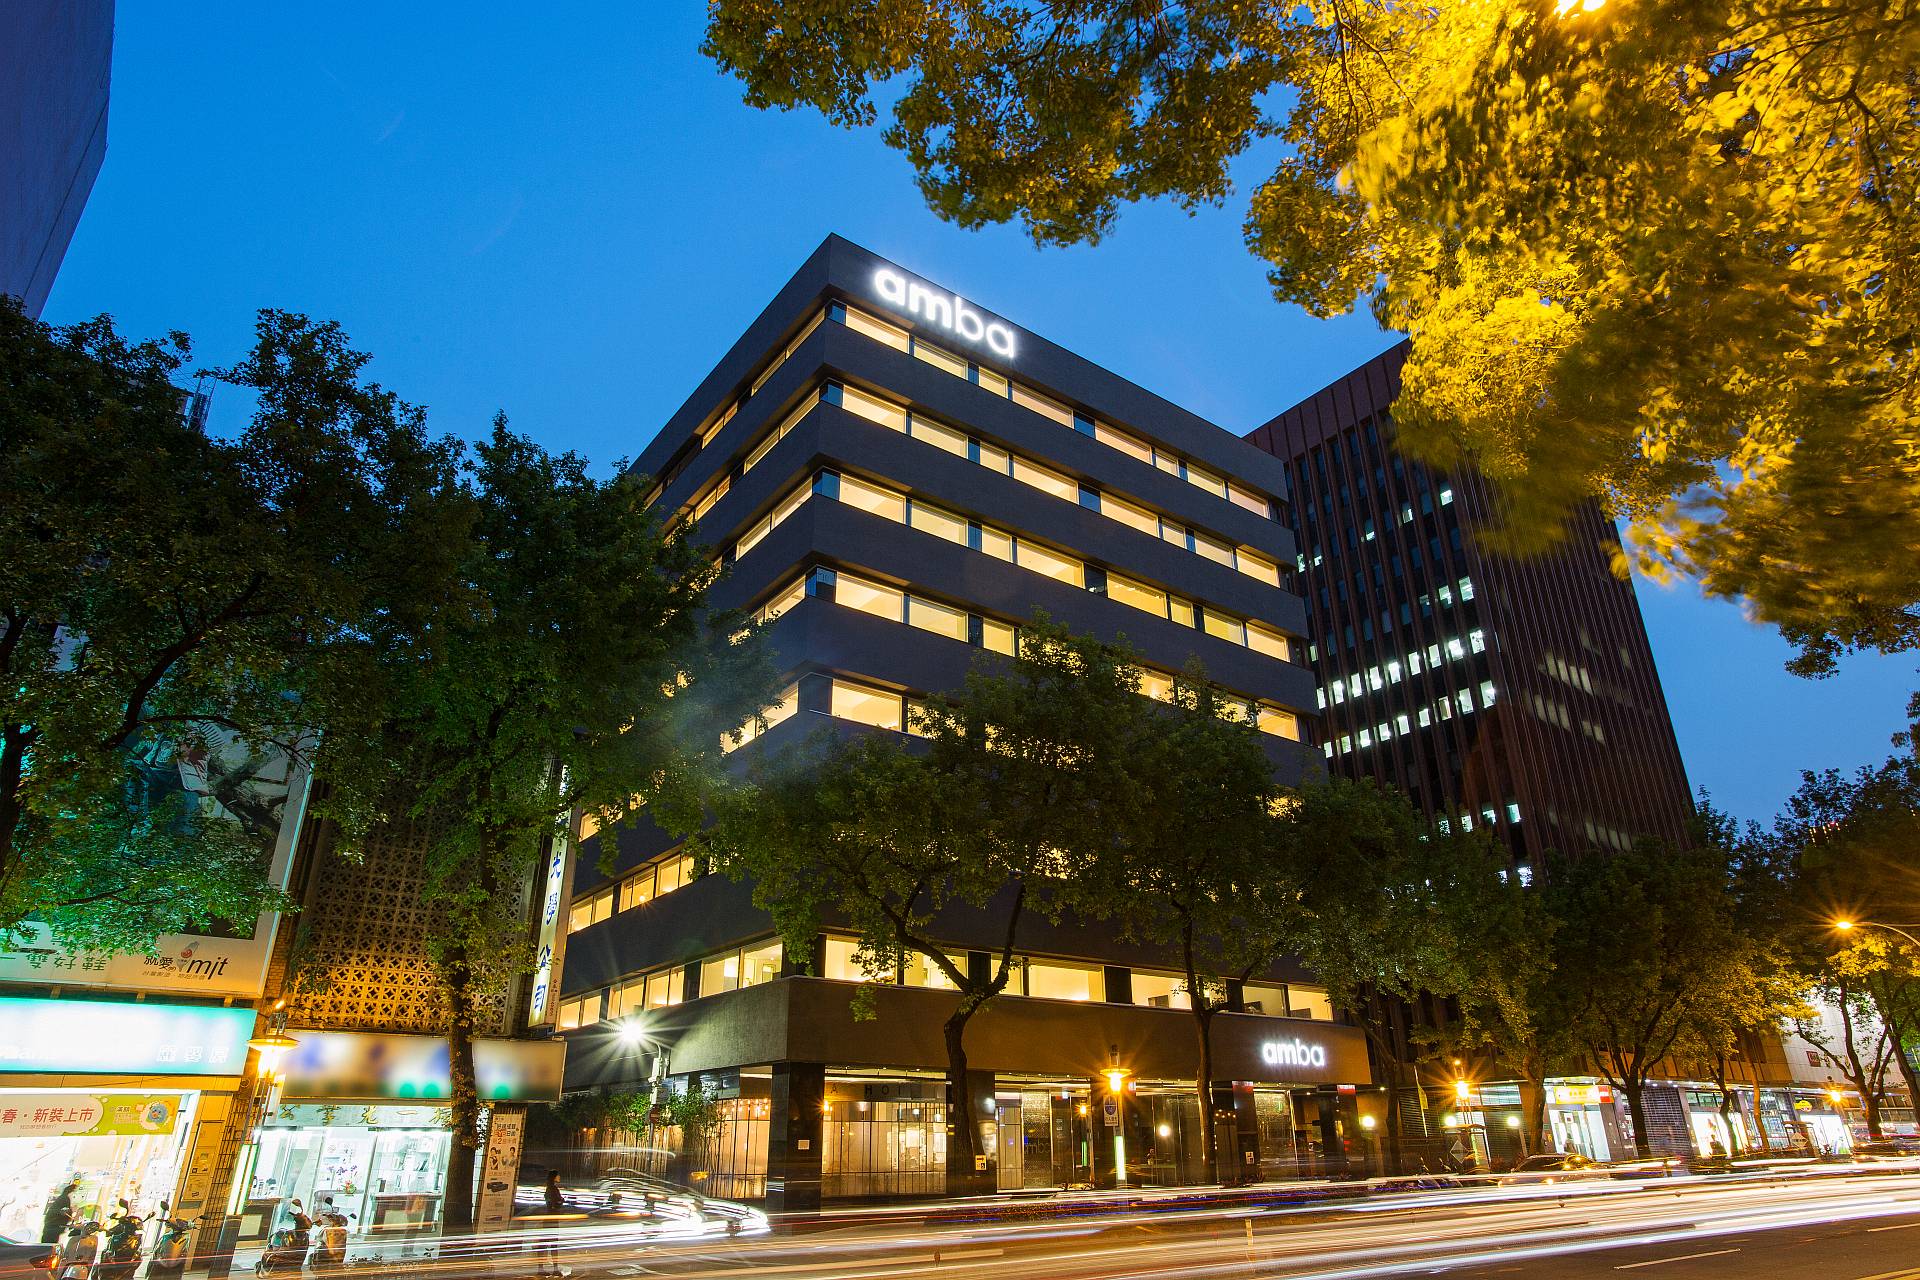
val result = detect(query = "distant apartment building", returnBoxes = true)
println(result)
[1247,341,1694,868]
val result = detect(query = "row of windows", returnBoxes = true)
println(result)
[1530,691,1609,744]
[731,470,1298,666]
[832,301,1280,523]
[754,567,1302,741]
[1316,631,1487,708]
[820,381,1284,590]
[1323,680,1498,756]
[1433,802,1524,837]
[556,933,1335,1029]
[722,674,935,753]
[568,849,700,930]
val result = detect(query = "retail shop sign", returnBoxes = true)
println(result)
[1260,1037,1329,1070]
[0,1092,180,1138]
[871,268,1017,360]
[0,997,255,1075]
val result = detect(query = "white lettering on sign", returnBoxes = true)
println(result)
[872,268,1017,360]
[1261,1038,1329,1070]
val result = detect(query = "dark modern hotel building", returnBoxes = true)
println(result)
[548,237,1371,1208]
[1247,342,1694,871]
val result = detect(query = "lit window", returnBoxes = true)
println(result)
[1010,383,1075,428]
[1131,971,1192,1009]
[837,574,905,622]
[618,867,655,912]
[693,475,730,523]
[1316,687,1327,710]
[756,577,805,624]
[1438,584,1454,607]
[980,618,1016,655]
[975,439,1011,475]
[1456,689,1474,715]
[1102,493,1159,537]
[909,415,969,458]
[1238,549,1281,585]
[1446,638,1467,660]
[1202,608,1245,645]
[1427,644,1443,666]
[907,500,968,546]
[1459,577,1476,601]
[838,384,908,431]
[907,595,969,643]
[913,339,971,380]
[1408,652,1423,675]
[902,952,957,989]
[1400,505,1414,524]
[975,366,1010,397]
[1011,457,1079,503]
[831,680,905,730]
[1366,668,1383,692]
[1469,629,1486,654]
[821,936,882,983]
[1330,683,1345,705]
[1191,532,1234,566]
[837,473,907,523]
[1418,707,1432,727]
[1338,735,1352,753]
[1480,680,1497,707]
[1023,959,1101,1001]
[1386,660,1403,683]
[643,967,683,1009]
[1507,802,1522,824]
[1184,462,1228,499]
[1137,669,1174,702]
[699,949,744,996]
[843,306,910,352]
[1014,540,1083,587]
[1439,486,1455,505]
[1227,483,1270,518]
[1257,706,1300,740]
[1395,713,1411,735]
[975,524,1013,561]
[1168,597,1196,628]
[1095,422,1153,464]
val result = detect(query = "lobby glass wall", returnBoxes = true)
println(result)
[822,1076,947,1198]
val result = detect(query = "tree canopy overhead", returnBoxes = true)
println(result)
[703,0,1920,674]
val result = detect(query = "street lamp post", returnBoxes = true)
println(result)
[1103,1048,1132,1188]
[1833,919,1920,949]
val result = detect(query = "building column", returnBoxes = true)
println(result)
[1320,1087,1352,1176]
[765,1061,825,1213]
[952,1068,997,1196]
[1227,1083,1260,1184]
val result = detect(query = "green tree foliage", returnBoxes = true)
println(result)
[708,617,1143,1193]
[319,422,779,1231]
[1275,778,1483,1173]
[1764,756,1920,1123]
[1094,668,1292,1185]
[1545,840,1759,1157]
[0,298,457,948]
[703,0,1920,671]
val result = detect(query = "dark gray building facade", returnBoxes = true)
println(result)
[550,237,1372,1207]
[1,0,113,316]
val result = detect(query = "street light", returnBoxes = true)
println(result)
[1104,1048,1132,1187]
[1833,919,1920,948]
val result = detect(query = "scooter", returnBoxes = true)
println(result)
[306,1206,350,1271]
[253,1208,310,1276]
[57,1220,102,1280]
[95,1204,143,1280]
[145,1204,192,1280]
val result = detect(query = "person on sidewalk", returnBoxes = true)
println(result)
[537,1170,569,1278]
[41,1179,79,1245]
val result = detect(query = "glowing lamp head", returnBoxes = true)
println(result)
[1834,919,1856,932]
[1103,1067,1131,1093]
[248,1033,299,1078]
[616,1019,650,1047]
[1359,1115,1377,1131]
[1454,1078,1471,1101]
[1505,1115,1521,1128]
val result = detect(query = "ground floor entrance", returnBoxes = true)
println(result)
[243,1104,454,1241]
[0,1090,203,1243]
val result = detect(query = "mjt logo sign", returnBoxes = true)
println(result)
[872,268,1017,360]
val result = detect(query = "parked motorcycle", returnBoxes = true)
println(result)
[57,1219,102,1280]
[95,1203,143,1280]
[253,1204,311,1276]
[145,1203,192,1280]
[306,1202,350,1271]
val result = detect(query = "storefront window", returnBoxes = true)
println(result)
[822,1092,947,1198]
[249,1108,450,1241]
[0,1091,200,1242]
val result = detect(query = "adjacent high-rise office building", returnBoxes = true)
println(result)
[551,237,1374,1208]
[1,0,114,316]
[1247,341,1694,867]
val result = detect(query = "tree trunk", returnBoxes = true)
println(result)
[1192,1004,1219,1185]
[441,943,481,1233]
[1750,1082,1772,1153]
[1621,1079,1653,1159]
[1518,1068,1546,1159]
[943,1003,982,1195]
[1867,980,1920,1122]
[1864,1088,1884,1139]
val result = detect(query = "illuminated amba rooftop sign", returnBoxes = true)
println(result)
[871,267,1017,361]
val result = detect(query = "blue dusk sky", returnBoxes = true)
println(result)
[44,6,1915,827]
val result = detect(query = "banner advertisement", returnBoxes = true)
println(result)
[0,997,256,1076]
[0,1093,181,1138]
[280,1032,565,1103]
[476,1108,526,1232]
[0,724,311,999]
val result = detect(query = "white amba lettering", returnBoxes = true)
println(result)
[1261,1038,1329,1069]
[873,268,1017,360]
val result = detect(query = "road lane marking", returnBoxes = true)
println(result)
[1868,1221,1920,1232]
[1614,1248,1741,1270]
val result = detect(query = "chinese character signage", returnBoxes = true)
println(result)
[0,998,255,1075]
[0,724,311,999]
[0,1093,181,1138]
[526,829,569,1028]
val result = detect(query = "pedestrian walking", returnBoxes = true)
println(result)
[41,1180,79,1245]
[537,1170,568,1278]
